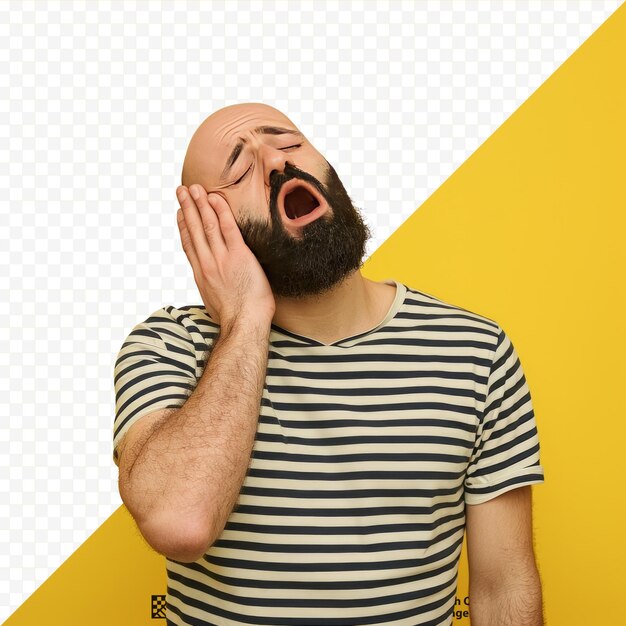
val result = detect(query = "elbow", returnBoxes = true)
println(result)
[125,505,216,563]
[117,478,217,562]
[143,515,215,563]
[158,539,209,564]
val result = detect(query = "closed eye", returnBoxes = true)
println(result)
[228,144,303,187]
[230,166,251,187]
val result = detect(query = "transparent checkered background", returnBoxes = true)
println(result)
[0,0,620,619]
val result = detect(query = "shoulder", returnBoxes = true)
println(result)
[402,283,502,350]
[127,304,221,378]
[160,303,221,345]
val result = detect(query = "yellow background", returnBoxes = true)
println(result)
[5,5,625,624]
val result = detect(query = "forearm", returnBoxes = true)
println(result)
[122,316,271,553]
[470,576,544,626]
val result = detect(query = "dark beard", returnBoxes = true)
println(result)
[234,160,372,300]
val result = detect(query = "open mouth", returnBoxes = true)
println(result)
[280,182,321,220]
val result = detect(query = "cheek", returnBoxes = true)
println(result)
[230,193,264,224]
[305,152,327,182]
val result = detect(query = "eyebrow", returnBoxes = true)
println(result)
[219,126,304,182]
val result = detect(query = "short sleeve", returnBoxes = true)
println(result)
[464,326,545,505]
[112,307,199,467]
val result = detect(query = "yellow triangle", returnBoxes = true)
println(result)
[364,6,626,624]
[4,507,166,624]
[6,5,625,624]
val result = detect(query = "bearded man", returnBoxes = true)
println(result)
[113,102,545,626]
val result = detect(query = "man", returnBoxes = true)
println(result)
[113,102,545,625]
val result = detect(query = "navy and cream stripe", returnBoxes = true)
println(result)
[113,279,545,625]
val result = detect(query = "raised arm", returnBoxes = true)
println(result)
[117,184,276,562]
[118,315,271,562]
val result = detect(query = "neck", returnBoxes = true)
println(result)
[271,271,394,345]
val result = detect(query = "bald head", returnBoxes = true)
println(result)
[176,101,339,242]
[181,102,297,188]
[175,102,372,300]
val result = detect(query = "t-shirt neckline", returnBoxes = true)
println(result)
[270,279,407,348]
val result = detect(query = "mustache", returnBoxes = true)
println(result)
[270,164,324,203]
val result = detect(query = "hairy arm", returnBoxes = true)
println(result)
[118,316,271,562]
[466,486,545,625]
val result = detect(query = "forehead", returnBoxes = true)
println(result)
[213,107,299,142]
[191,109,302,185]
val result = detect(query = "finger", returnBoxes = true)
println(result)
[207,192,244,250]
[176,186,215,268]
[176,206,203,277]
[190,184,227,251]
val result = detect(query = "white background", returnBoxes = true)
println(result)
[0,0,620,620]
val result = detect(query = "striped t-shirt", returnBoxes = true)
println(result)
[113,278,545,626]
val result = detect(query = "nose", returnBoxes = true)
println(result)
[269,161,295,183]
[262,145,297,185]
